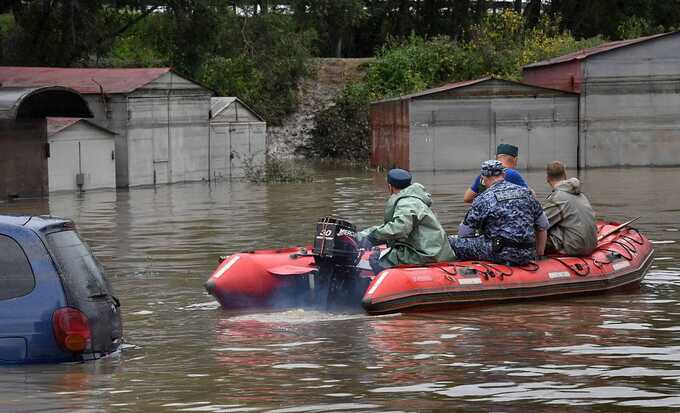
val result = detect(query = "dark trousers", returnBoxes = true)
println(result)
[369,250,387,275]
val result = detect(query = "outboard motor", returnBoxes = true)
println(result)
[313,216,360,267]
[312,216,365,307]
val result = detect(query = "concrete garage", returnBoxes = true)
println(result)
[209,97,266,179]
[523,32,680,168]
[370,78,579,172]
[0,67,214,187]
[47,118,116,192]
[0,86,92,200]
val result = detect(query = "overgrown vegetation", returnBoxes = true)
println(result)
[242,153,312,184]
[297,83,371,161]
[305,11,605,161]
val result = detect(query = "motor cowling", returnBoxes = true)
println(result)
[313,216,359,267]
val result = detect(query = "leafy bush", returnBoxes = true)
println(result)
[300,83,370,160]
[460,11,604,80]
[617,16,653,39]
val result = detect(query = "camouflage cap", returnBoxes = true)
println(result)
[480,160,506,177]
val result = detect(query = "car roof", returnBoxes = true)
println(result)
[0,215,71,234]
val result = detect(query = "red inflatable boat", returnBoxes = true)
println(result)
[205,220,654,314]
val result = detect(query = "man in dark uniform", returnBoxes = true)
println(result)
[452,160,548,265]
[463,143,529,203]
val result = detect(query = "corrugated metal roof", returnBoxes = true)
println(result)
[0,86,92,119]
[524,32,676,69]
[210,96,264,121]
[371,76,576,105]
[0,67,172,94]
[372,77,492,104]
[47,117,116,137]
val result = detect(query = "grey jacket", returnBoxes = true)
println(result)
[542,178,597,256]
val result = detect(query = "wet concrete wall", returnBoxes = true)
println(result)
[404,80,579,172]
[209,99,267,179]
[209,122,267,179]
[409,96,578,171]
[83,94,128,187]
[48,121,116,191]
[0,119,47,199]
[126,90,211,186]
[580,33,680,167]
[82,72,213,187]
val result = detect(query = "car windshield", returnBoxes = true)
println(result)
[45,230,110,300]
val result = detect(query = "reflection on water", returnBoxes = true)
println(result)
[1,166,680,412]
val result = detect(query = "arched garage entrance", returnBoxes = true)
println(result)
[0,86,92,199]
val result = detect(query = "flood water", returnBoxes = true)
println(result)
[2,166,680,413]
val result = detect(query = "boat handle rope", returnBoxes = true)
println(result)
[623,228,644,245]
[593,247,633,267]
[549,256,591,277]
[614,237,638,255]
[519,261,540,272]
[437,265,458,278]
[477,261,513,280]
[439,262,512,282]
[439,263,471,283]
[608,241,635,260]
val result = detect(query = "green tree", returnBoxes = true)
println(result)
[1,0,161,66]
[546,0,679,40]
[198,12,315,124]
[292,0,365,57]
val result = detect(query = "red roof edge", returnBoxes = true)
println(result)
[524,32,678,69]
[371,76,576,104]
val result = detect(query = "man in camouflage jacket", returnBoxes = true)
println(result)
[452,160,548,265]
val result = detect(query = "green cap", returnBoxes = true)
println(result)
[496,143,519,157]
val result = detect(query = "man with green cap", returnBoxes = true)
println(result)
[357,168,456,274]
[463,143,528,203]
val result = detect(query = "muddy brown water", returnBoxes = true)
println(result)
[1,166,680,413]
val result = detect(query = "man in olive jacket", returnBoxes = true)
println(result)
[358,169,456,274]
[543,161,597,256]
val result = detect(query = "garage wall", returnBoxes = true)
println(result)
[410,99,490,171]
[580,33,680,167]
[409,95,578,172]
[126,90,211,186]
[492,96,579,170]
[83,94,128,187]
[48,122,116,192]
[209,121,267,179]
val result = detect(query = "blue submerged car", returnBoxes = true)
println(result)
[0,215,122,364]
